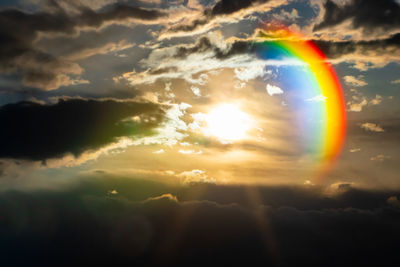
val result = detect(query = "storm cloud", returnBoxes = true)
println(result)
[0,98,164,161]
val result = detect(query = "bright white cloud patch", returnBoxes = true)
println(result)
[306,94,327,102]
[178,149,202,155]
[266,84,284,96]
[190,86,202,96]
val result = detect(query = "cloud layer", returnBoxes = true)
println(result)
[0,98,163,161]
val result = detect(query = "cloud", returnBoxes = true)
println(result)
[153,149,165,154]
[0,181,400,266]
[360,122,384,132]
[387,196,400,208]
[0,98,164,161]
[178,169,216,185]
[190,86,202,96]
[370,154,390,162]
[142,193,178,203]
[306,94,327,102]
[266,84,284,96]
[391,79,400,84]
[315,33,400,70]
[62,40,135,61]
[115,34,304,86]
[369,94,382,105]
[0,3,166,90]
[178,149,203,155]
[347,93,383,112]
[161,0,287,38]
[314,0,400,35]
[343,75,367,87]
[118,30,400,88]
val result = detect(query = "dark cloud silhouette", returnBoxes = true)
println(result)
[314,0,400,33]
[0,98,164,161]
[314,32,400,58]
[169,0,271,33]
[178,32,400,63]
[0,2,166,90]
[0,178,400,266]
[210,0,259,16]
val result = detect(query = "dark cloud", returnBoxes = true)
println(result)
[173,32,400,64]
[314,33,400,59]
[0,98,164,161]
[169,0,270,33]
[0,2,166,90]
[210,0,259,16]
[0,178,400,266]
[174,36,213,58]
[314,0,400,33]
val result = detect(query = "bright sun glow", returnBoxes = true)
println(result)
[205,104,253,142]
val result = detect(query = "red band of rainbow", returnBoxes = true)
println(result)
[257,27,346,171]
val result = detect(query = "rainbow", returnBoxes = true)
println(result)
[256,26,346,171]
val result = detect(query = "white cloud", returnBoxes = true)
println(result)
[132,102,191,146]
[190,86,202,96]
[348,98,368,112]
[115,34,305,87]
[360,122,384,132]
[370,154,390,161]
[390,79,400,84]
[344,75,367,87]
[178,169,216,185]
[349,148,361,153]
[306,94,327,102]
[369,94,382,105]
[178,149,202,155]
[266,84,284,96]
[234,64,269,82]
[153,149,165,154]
[142,193,178,203]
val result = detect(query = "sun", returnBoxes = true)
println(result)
[205,104,253,142]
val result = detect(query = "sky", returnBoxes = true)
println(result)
[0,0,400,266]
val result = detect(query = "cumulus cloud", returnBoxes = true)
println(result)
[343,75,367,87]
[266,84,284,96]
